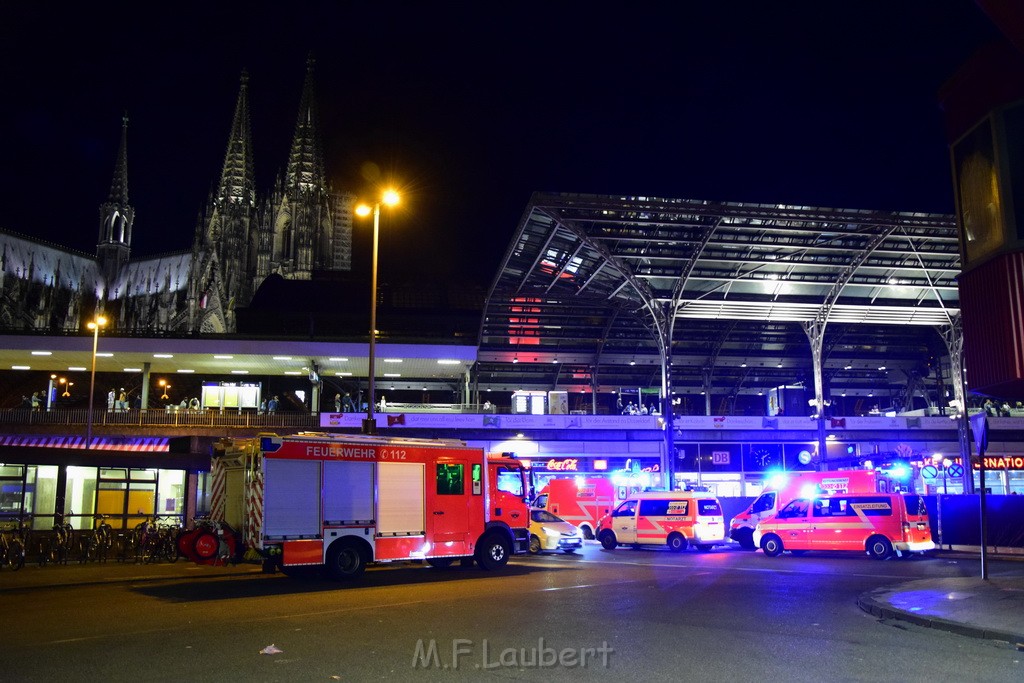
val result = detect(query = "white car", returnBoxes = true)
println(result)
[529,508,583,554]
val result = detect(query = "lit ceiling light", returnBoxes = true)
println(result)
[68,366,86,371]
[335,372,353,376]
[329,357,348,362]
[629,360,636,366]
[552,359,558,364]
[437,359,460,365]
[878,366,886,371]
[176,369,195,374]
[31,351,52,356]
[384,358,403,363]
[124,368,142,372]
[741,363,747,368]
[273,356,293,361]
[231,370,248,374]
[844,365,852,370]
[512,358,519,364]
[384,373,401,377]
[12,365,30,370]
[777,363,783,368]
[214,355,234,360]
[96,352,113,358]
[284,371,302,375]
[153,354,173,359]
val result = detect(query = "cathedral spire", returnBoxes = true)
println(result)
[108,114,130,204]
[285,54,325,192]
[217,70,256,206]
[97,114,135,293]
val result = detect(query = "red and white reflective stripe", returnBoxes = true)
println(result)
[245,468,264,548]
[210,458,226,522]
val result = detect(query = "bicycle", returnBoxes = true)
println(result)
[0,516,30,571]
[40,517,75,566]
[78,515,114,564]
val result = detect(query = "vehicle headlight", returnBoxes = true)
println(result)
[542,526,560,536]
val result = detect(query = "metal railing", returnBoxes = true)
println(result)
[0,407,321,430]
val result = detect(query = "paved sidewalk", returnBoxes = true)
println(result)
[0,558,264,591]
[859,576,1024,645]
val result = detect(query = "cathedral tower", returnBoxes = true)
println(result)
[96,115,134,296]
[188,71,257,333]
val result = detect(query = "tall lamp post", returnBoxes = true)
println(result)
[86,315,107,449]
[355,189,400,435]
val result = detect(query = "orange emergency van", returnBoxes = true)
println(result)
[730,470,879,549]
[597,491,725,552]
[753,493,934,560]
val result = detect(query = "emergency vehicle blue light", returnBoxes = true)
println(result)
[888,463,910,479]
[261,437,282,452]
[766,472,788,490]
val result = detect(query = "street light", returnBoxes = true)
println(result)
[86,315,108,449]
[355,189,400,435]
[158,379,171,400]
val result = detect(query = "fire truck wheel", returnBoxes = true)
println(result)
[326,540,367,580]
[476,534,511,570]
[761,534,784,557]
[528,535,542,555]
[666,533,687,553]
[866,536,893,560]
[427,558,454,569]
[598,531,617,550]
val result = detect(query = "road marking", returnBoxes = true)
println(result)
[526,556,910,580]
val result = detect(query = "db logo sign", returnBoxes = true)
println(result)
[712,451,731,465]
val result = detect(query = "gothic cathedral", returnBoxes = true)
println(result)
[0,56,354,335]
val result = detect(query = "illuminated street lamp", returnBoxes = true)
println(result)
[158,379,171,400]
[355,189,400,434]
[86,315,108,449]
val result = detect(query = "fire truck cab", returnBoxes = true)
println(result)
[201,433,530,580]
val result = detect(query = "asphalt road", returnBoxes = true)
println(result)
[1,544,1021,682]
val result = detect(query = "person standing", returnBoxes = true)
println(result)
[268,396,279,414]
[107,389,116,412]
[334,393,342,413]
[30,392,41,412]
[118,388,127,412]
[342,392,355,412]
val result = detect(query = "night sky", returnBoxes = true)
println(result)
[0,2,999,285]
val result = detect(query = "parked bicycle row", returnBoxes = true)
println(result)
[0,515,188,570]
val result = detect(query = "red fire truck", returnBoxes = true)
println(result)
[180,433,530,579]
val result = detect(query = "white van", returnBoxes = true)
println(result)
[596,491,725,552]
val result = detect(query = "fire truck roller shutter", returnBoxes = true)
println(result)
[324,461,374,524]
[263,459,321,539]
[378,462,425,535]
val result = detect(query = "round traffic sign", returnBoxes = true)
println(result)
[921,465,938,479]
[946,464,965,478]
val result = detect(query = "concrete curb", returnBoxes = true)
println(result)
[857,590,1024,646]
